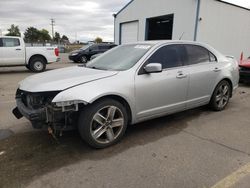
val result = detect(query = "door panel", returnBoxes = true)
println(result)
[184,44,220,108]
[135,69,189,120]
[186,62,220,108]
[0,38,25,65]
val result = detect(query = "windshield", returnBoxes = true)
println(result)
[80,44,91,50]
[86,44,153,71]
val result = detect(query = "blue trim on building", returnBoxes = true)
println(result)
[194,0,201,41]
[115,0,135,16]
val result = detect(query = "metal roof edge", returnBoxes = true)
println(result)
[114,0,135,17]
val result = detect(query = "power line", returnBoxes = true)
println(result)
[50,18,55,38]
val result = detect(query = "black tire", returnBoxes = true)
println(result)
[80,55,88,63]
[78,99,128,149]
[25,64,31,70]
[73,60,79,63]
[29,56,46,72]
[210,80,232,111]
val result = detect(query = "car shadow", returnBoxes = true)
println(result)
[0,106,208,187]
[0,69,32,74]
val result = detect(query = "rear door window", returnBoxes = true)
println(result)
[0,38,3,47]
[2,38,20,47]
[184,44,211,65]
[147,44,187,69]
[89,45,98,51]
[98,45,109,50]
[209,52,217,62]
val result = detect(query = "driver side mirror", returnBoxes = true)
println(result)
[144,63,162,73]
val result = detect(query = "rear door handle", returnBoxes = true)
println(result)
[176,72,187,79]
[213,67,221,72]
[16,48,21,51]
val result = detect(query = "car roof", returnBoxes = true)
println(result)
[0,36,21,39]
[94,43,116,46]
[124,40,208,46]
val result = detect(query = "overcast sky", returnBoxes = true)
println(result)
[0,0,249,42]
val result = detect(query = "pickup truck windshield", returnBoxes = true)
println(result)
[86,44,153,71]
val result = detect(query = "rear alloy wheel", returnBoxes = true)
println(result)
[210,80,231,111]
[78,99,128,148]
[29,57,46,72]
[80,55,88,63]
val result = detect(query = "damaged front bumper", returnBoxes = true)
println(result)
[12,89,79,130]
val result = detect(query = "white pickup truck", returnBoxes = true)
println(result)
[0,36,59,72]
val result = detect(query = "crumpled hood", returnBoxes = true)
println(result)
[19,66,118,92]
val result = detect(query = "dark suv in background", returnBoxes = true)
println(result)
[68,43,117,63]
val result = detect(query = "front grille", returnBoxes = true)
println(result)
[16,89,60,109]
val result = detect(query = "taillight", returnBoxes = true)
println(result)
[55,48,59,56]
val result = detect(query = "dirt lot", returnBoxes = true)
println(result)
[0,54,250,188]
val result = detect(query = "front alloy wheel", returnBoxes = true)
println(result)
[91,106,124,144]
[78,99,128,148]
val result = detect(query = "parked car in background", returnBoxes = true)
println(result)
[13,41,239,148]
[0,36,59,72]
[90,53,102,60]
[68,43,117,63]
[239,57,250,83]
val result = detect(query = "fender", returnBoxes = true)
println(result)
[52,74,137,123]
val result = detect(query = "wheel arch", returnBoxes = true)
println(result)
[90,95,133,124]
[213,77,233,98]
[28,54,47,65]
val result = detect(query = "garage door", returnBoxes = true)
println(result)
[120,21,139,44]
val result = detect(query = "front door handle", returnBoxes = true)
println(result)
[15,48,21,51]
[213,67,221,72]
[176,72,187,79]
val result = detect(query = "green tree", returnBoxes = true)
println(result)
[61,35,69,41]
[54,32,61,42]
[24,27,40,43]
[95,37,103,43]
[39,29,51,42]
[5,24,21,37]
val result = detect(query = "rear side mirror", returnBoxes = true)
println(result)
[144,63,162,73]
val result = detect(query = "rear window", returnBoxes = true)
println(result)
[185,44,210,65]
[2,38,20,47]
[98,45,110,50]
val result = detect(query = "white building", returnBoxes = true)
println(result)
[114,0,250,59]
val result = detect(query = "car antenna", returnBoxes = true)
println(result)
[179,32,185,40]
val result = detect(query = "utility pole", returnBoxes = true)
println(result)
[50,18,55,39]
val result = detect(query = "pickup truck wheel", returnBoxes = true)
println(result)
[29,57,46,72]
[25,64,31,70]
[210,80,231,111]
[80,55,88,63]
[78,99,128,149]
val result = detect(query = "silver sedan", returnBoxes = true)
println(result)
[13,41,239,148]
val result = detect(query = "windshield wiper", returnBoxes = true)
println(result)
[87,66,107,70]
